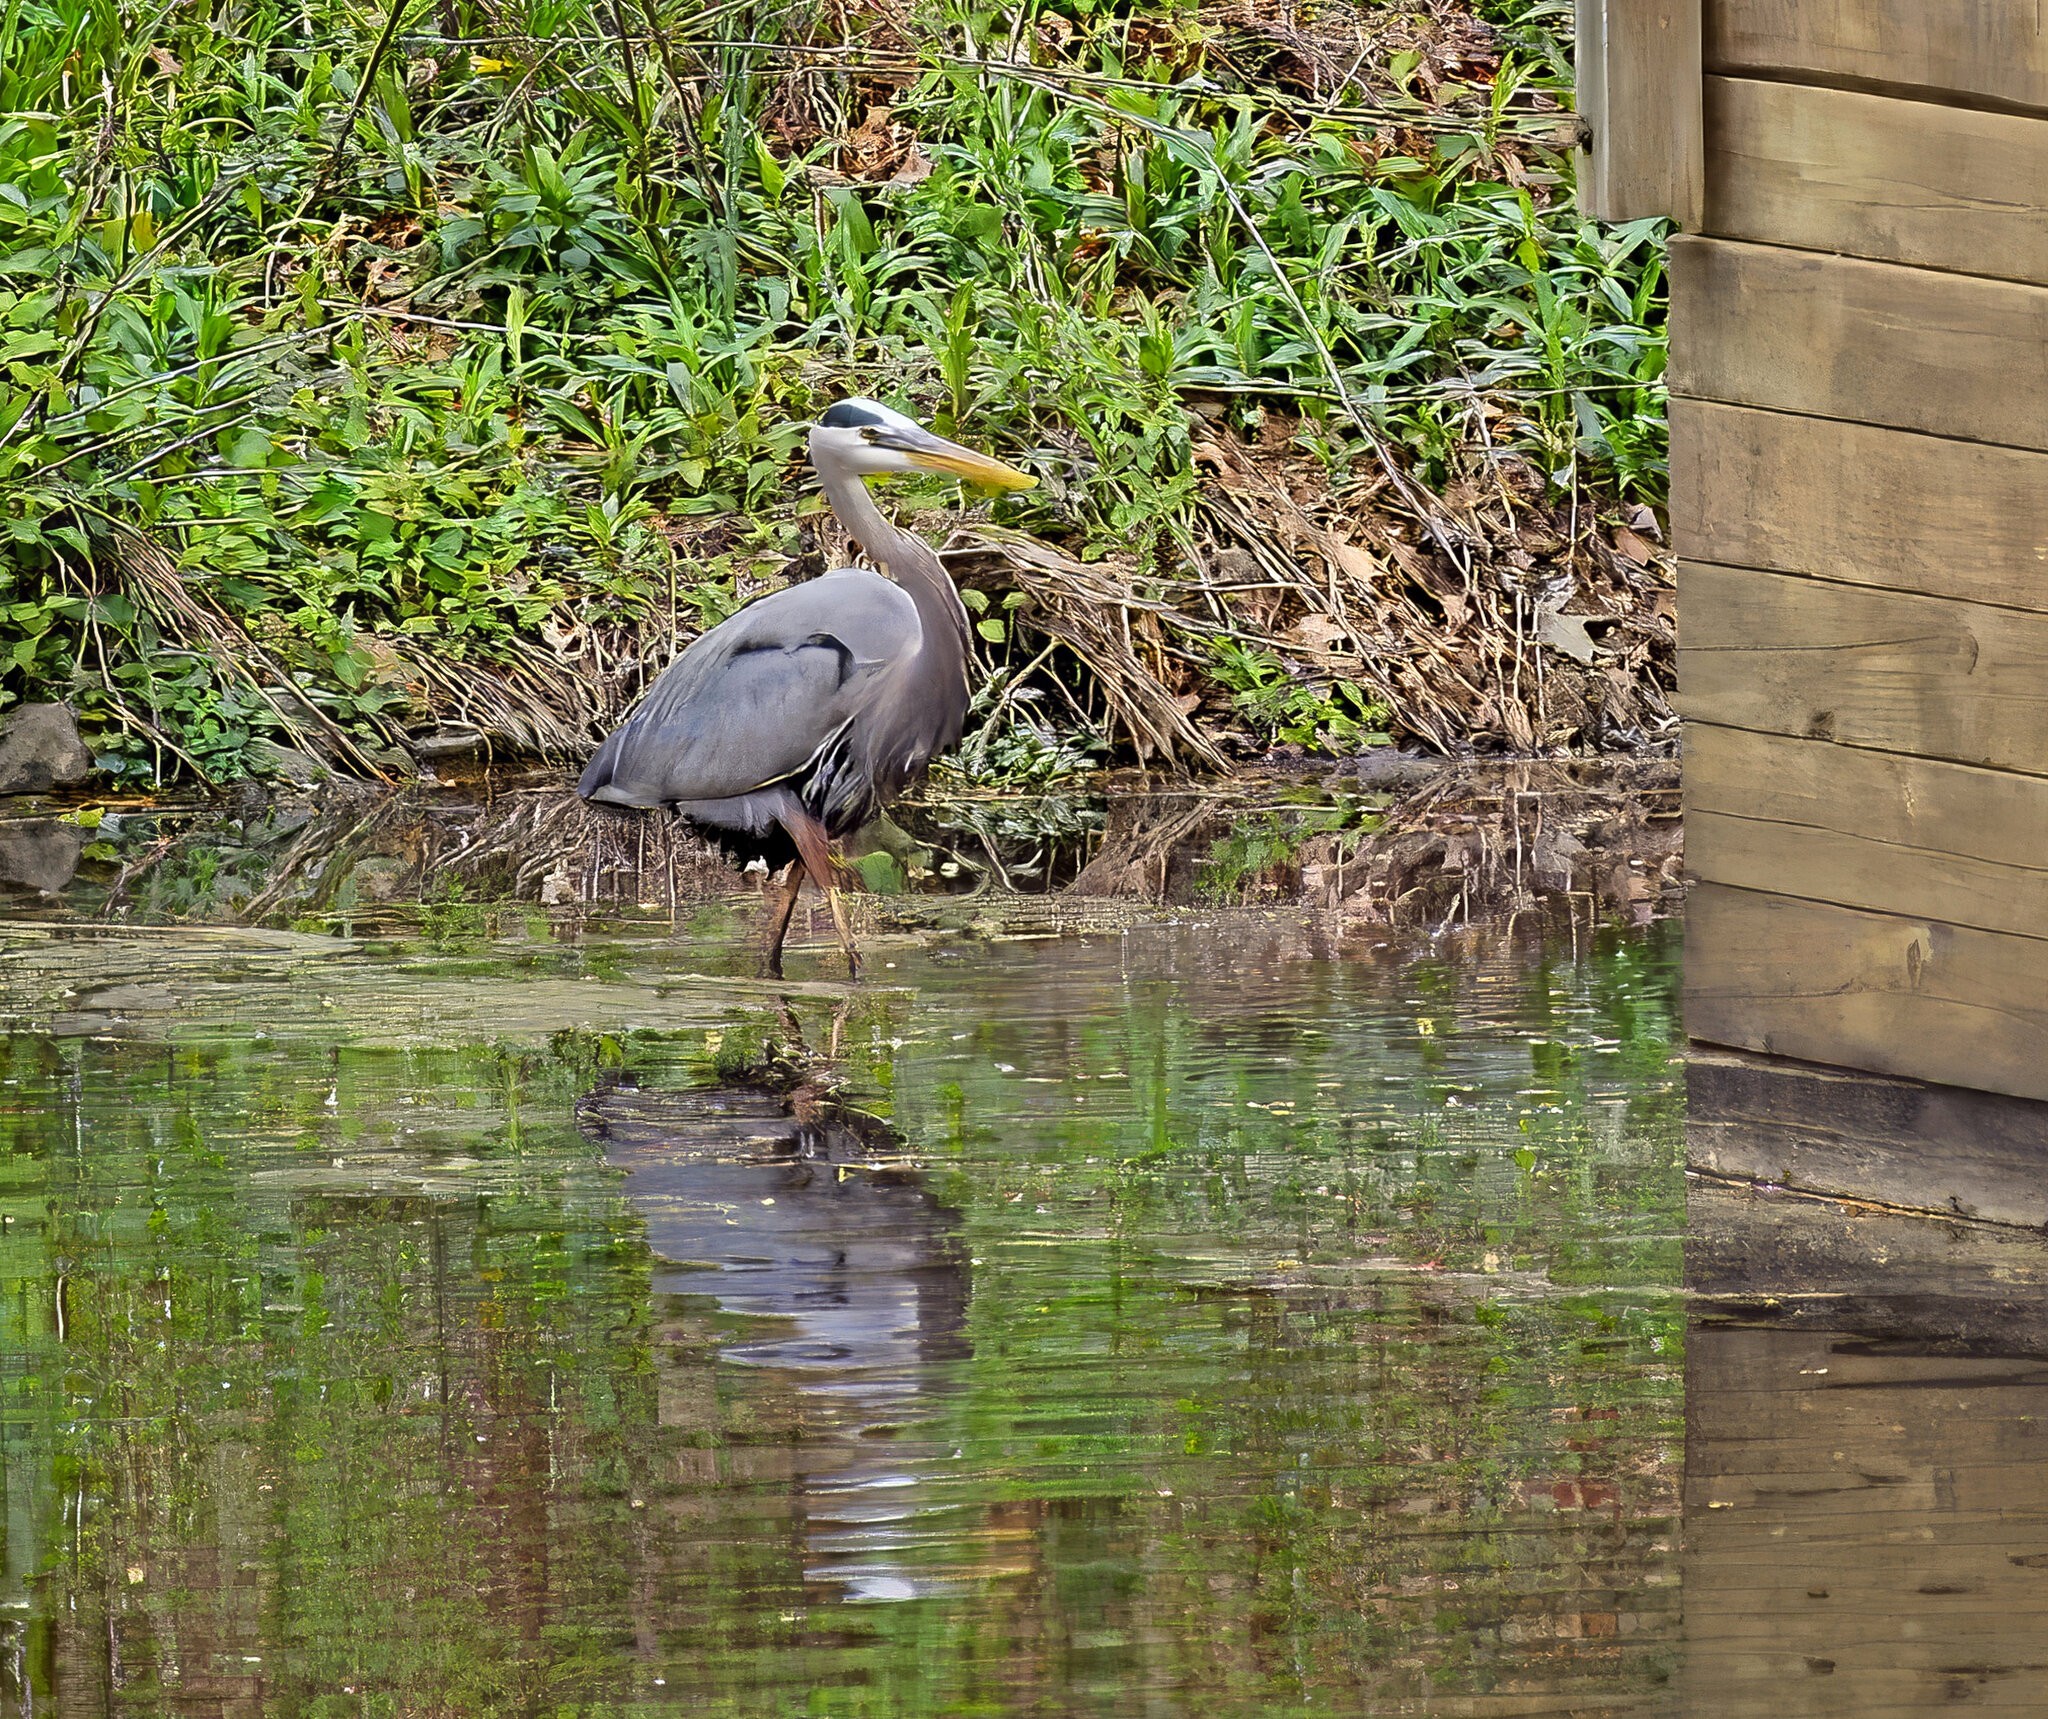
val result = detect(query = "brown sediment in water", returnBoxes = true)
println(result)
[1055,756,1681,926]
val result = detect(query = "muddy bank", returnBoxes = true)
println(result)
[0,752,1681,937]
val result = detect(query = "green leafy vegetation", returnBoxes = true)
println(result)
[942,667,1108,788]
[1209,637,1392,753]
[0,0,1669,783]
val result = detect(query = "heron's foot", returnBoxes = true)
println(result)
[824,885,862,981]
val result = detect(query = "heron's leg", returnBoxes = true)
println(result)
[762,860,806,979]
[778,809,854,978]
[824,885,861,980]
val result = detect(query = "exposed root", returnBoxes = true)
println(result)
[381,637,612,761]
[106,530,396,778]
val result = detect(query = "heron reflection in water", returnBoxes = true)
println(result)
[577,400,1034,977]
[579,1078,972,1604]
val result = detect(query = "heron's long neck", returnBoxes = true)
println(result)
[821,469,971,662]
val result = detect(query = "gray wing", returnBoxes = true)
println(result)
[578,568,921,807]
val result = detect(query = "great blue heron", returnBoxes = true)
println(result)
[577,398,1034,976]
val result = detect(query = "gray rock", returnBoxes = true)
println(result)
[0,704,92,795]
[0,820,85,893]
[1531,822,1587,895]
[1348,747,1441,789]
[244,739,331,788]
[410,728,485,759]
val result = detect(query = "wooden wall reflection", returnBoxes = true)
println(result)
[1683,1052,2048,1713]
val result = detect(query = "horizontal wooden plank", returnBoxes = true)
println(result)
[1686,810,2047,943]
[1576,0,1704,225]
[1688,1046,2048,1226]
[1696,1331,2048,1394]
[1669,238,2048,451]
[1679,562,2048,772]
[1669,401,2048,612]
[1690,1179,2048,1348]
[1688,725,2048,873]
[1686,883,2048,1099]
[1705,0,2048,114]
[1685,726,2048,939]
[1704,76,2048,283]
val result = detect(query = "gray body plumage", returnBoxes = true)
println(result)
[577,564,969,849]
[575,397,1028,973]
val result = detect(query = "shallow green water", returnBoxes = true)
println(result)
[0,904,1683,1716]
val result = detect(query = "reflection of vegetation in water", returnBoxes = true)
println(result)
[888,924,1683,1705]
[1198,792,1385,901]
[416,873,492,950]
[896,668,1114,888]
[0,1031,662,1710]
[81,807,278,920]
[905,790,1109,889]
[0,919,1682,1713]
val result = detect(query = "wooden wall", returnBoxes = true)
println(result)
[1690,1048,2048,1228]
[1653,3,2048,1097]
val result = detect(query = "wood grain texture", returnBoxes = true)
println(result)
[1669,238,2048,450]
[1704,76,2048,283]
[1686,725,2048,940]
[1678,562,2048,772]
[1685,1320,2048,1715]
[1705,0,2048,114]
[1575,0,1704,225]
[1669,401,2048,612]
[1679,561,2048,770]
[1688,1048,2048,1226]
[1686,883,2048,1099]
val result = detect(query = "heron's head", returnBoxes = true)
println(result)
[809,398,1036,491]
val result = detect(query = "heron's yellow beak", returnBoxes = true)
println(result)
[895,432,1037,491]
[911,448,1036,490]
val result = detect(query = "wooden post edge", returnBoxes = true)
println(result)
[1576,0,1705,228]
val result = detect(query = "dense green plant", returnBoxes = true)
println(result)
[0,0,1664,781]
[1209,639,1392,754]
[942,672,1107,789]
